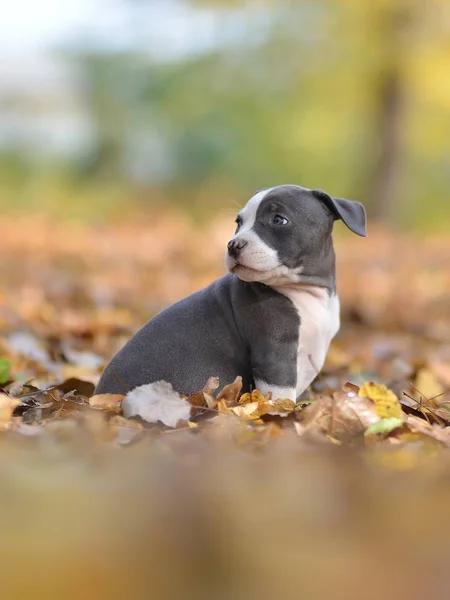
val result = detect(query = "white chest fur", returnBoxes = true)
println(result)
[273,284,340,397]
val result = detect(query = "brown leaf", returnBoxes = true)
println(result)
[202,376,220,395]
[300,390,381,440]
[56,378,95,397]
[429,359,450,387]
[342,381,360,394]
[187,391,217,417]
[216,376,242,406]
[406,415,450,448]
[265,398,296,416]
[109,414,144,430]
[89,393,124,413]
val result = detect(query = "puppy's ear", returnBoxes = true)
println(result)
[312,189,367,237]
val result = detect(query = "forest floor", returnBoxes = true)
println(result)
[1,213,450,599]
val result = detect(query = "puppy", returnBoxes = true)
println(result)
[95,185,366,400]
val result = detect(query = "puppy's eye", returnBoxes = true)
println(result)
[272,214,289,226]
[235,217,242,232]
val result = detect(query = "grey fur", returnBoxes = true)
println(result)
[95,275,298,396]
[311,189,367,237]
[250,186,337,292]
[95,184,366,397]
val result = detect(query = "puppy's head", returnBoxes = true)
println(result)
[226,185,367,286]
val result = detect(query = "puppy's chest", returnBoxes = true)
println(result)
[276,286,340,393]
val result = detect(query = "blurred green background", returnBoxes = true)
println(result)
[1,0,449,227]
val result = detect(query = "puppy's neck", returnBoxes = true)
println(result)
[271,281,334,306]
[283,239,337,296]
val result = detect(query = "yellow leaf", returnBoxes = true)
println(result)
[239,389,266,405]
[415,368,444,401]
[217,399,232,414]
[239,392,252,404]
[0,393,21,427]
[231,401,262,420]
[358,382,403,420]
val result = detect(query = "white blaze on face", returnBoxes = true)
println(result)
[225,187,302,285]
[226,188,279,279]
[236,188,272,235]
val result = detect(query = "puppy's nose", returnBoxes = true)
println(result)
[227,238,248,258]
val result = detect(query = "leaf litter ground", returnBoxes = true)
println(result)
[1,215,450,599]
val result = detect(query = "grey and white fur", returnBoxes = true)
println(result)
[95,185,367,400]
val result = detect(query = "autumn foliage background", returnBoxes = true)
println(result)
[1,1,450,598]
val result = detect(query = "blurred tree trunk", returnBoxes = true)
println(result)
[74,53,130,181]
[368,67,404,222]
[366,3,411,224]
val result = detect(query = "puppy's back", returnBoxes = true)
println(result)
[95,275,252,396]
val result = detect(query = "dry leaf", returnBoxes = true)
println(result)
[406,415,450,448]
[414,368,444,402]
[300,390,381,440]
[239,390,265,405]
[217,399,233,415]
[89,393,124,413]
[342,381,360,394]
[429,360,450,387]
[187,391,217,416]
[231,401,262,420]
[188,392,208,410]
[265,398,296,416]
[109,415,144,430]
[0,393,21,426]
[216,376,242,405]
[202,376,220,395]
[358,382,404,420]
[56,377,96,397]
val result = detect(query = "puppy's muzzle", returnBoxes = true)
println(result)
[227,238,248,259]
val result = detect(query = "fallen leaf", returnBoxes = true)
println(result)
[406,415,450,448]
[231,401,261,420]
[109,414,144,430]
[202,376,220,395]
[265,398,296,416]
[122,381,192,428]
[234,391,295,419]
[216,376,242,405]
[364,417,404,437]
[429,359,450,387]
[217,399,233,415]
[342,381,360,394]
[239,390,265,405]
[358,382,404,420]
[89,393,124,413]
[187,390,217,416]
[0,357,12,384]
[0,393,21,427]
[414,368,444,402]
[187,391,208,411]
[300,390,381,440]
[56,378,95,397]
